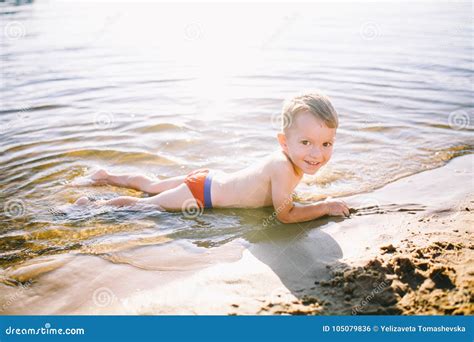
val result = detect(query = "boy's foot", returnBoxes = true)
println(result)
[75,196,91,205]
[90,169,109,183]
[68,169,110,187]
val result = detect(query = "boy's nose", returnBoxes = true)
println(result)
[309,147,323,159]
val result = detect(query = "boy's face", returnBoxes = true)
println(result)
[278,111,336,175]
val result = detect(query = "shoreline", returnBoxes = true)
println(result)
[0,154,472,315]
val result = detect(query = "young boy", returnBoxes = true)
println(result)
[75,92,350,223]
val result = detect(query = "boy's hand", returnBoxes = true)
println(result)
[323,198,350,217]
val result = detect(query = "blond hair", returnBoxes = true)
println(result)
[281,92,339,132]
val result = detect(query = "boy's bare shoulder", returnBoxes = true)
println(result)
[266,150,300,178]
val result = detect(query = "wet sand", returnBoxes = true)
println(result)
[0,155,472,315]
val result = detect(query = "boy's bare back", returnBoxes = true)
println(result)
[210,149,302,209]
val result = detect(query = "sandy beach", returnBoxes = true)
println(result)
[0,154,472,315]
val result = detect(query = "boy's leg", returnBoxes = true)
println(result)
[74,195,142,207]
[144,175,187,194]
[104,196,141,207]
[75,183,198,212]
[107,174,186,194]
[88,169,186,194]
[141,183,199,211]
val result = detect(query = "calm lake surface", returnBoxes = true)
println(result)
[0,1,472,268]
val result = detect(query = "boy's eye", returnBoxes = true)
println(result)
[323,142,333,147]
[301,140,310,146]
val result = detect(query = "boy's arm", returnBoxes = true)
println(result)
[271,186,327,224]
[271,164,349,224]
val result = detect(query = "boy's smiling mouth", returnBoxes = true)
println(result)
[304,160,321,167]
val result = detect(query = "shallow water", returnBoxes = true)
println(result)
[0,1,473,269]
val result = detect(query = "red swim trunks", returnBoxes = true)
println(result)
[184,168,214,209]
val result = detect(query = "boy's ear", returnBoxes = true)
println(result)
[277,132,288,151]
